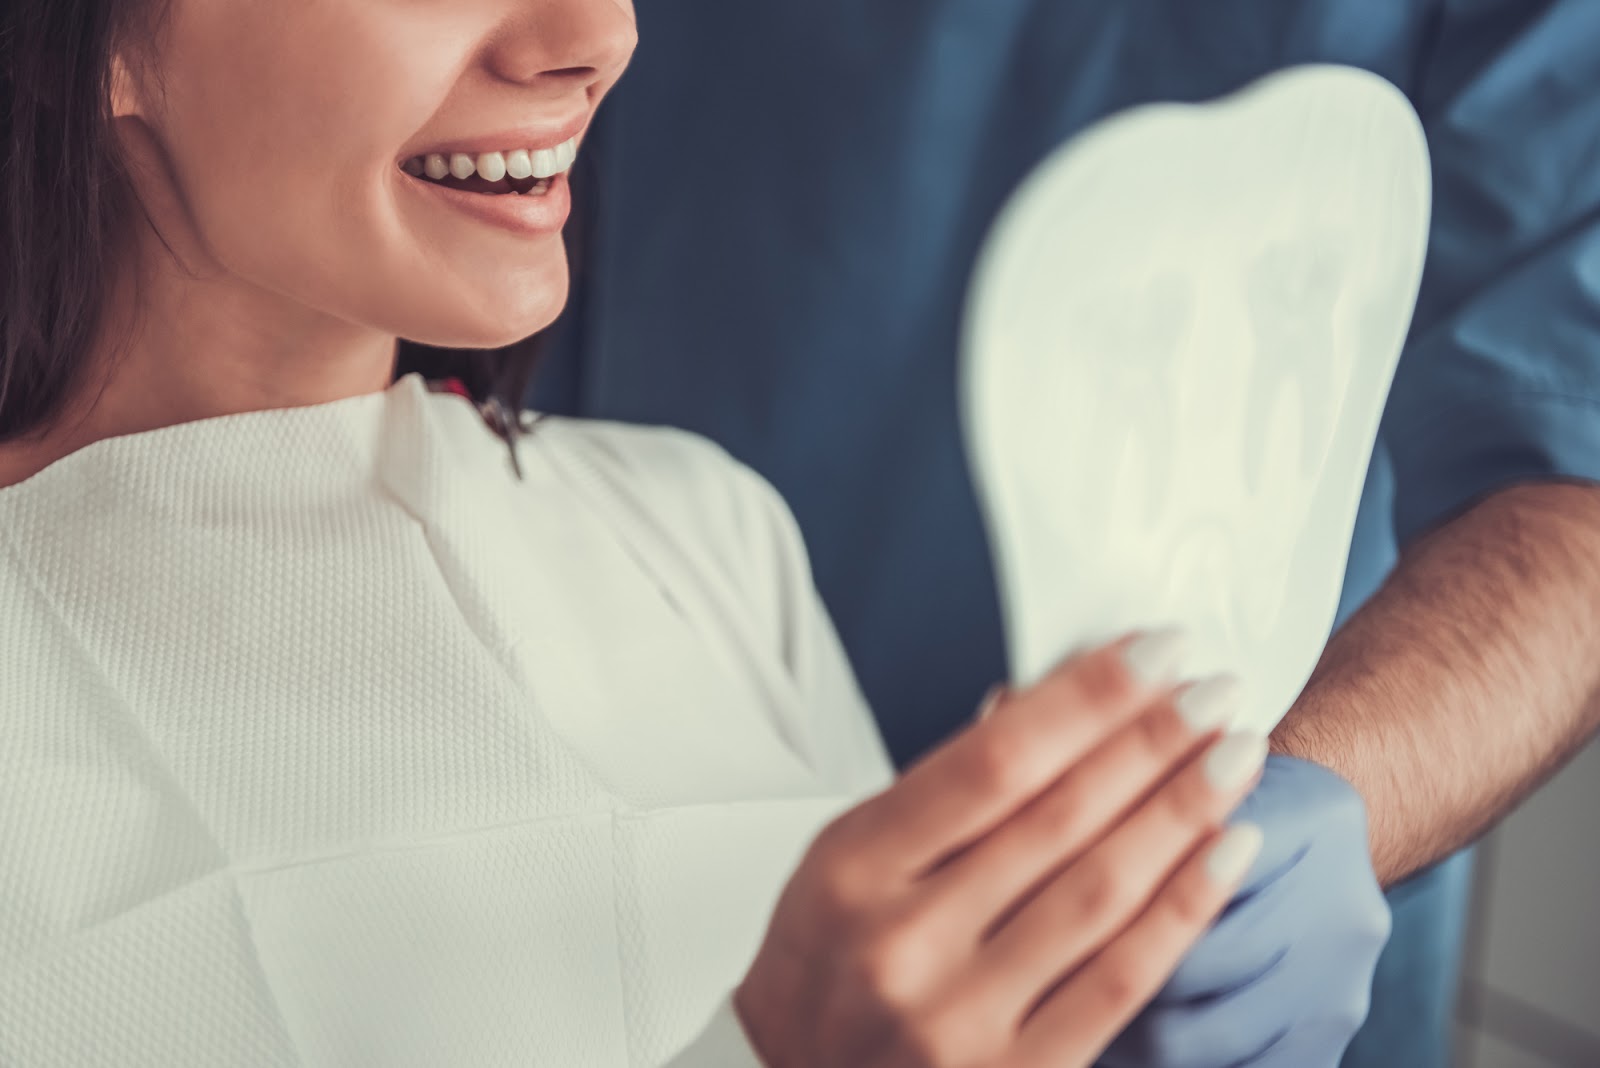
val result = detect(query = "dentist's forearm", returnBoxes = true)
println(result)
[1270,482,1600,887]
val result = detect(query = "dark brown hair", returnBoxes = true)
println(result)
[1,0,554,445]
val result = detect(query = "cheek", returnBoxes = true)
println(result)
[147,1,567,346]
[157,3,417,231]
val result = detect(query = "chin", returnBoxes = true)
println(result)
[393,269,569,350]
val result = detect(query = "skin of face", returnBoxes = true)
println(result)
[0,0,636,484]
[112,0,636,361]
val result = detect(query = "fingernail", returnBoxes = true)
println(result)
[976,685,1007,722]
[1206,823,1265,885]
[1121,627,1187,687]
[1175,675,1242,735]
[1204,732,1268,791]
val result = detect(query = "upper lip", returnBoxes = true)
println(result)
[404,113,588,162]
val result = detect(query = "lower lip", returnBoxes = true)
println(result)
[406,170,572,237]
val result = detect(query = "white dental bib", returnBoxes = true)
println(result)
[0,378,889,1067]
[962,66,1432,733]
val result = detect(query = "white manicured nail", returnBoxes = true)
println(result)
[1206,823,1264,885]
[1121,627,1187,687]
[1204,733,1268,791]
[1176,675,1242,734]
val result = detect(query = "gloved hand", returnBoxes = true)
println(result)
[1098,755,1391,1068]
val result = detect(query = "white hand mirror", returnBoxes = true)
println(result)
[961,65,1432,735]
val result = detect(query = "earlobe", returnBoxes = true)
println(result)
[109,53,142,118]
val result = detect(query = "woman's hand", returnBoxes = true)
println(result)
[733,632,1266,1068]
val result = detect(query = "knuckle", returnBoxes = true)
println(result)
[1072,864,1130,925]
[929,984,1012,1064]
[1038,649,1133,718]
[1163,876,1216,927]
[1170,766,1217,819]
[1027,781,1090,845]
[812,807,854,847]
[1136,703,1186,757]
[805,814,851,868]
[967,729,1032,795]
[1094,953,1150,1014]
[1152,779,1199,832]
[807,838,873,917]
[853,922,930,1004]
[1078,649,1137,706]
[812,871,860,921]
[806,830,850,876]
[886,1006,973,1068]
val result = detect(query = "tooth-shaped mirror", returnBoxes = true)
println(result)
[961,65,1432,735]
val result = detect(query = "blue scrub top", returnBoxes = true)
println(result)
[537,3,1600,1064]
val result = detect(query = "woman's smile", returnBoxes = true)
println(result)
[406,166,573,237]
[398,121,584,236]
[404,136,579,186]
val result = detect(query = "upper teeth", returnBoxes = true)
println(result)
[404,135,579,182]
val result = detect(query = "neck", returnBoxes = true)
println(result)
[0,213,400,490]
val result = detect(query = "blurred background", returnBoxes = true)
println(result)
[1456,737,1600,1067]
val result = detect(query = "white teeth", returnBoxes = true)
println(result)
[476,151,507,182]
[530,148,560,179]
[411,136,578,185]
[550,135,579,174]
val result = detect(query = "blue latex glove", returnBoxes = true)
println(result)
[1099,755,1392,1068]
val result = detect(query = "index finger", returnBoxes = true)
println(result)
[833,628,1188,879]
